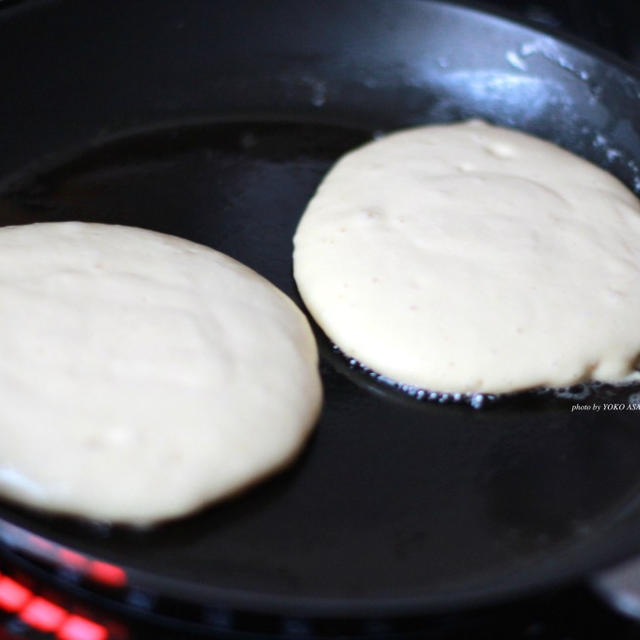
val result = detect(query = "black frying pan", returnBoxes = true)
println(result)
[1,0,640,623]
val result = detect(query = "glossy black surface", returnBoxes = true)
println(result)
[1,0,640,621]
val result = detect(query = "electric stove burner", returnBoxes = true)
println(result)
[0,515,639,639]
[0,552,636,640]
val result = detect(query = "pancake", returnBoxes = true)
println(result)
[293,120,640,395]
[0,222,321,524]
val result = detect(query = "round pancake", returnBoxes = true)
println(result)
[0,222,321,525]
[293,120,640,394]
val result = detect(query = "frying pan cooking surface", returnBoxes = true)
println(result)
[1,0,640,619]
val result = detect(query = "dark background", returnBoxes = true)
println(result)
[488,0,640,64]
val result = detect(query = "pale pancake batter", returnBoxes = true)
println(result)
[293,120,640,394]
[0,222,321,524]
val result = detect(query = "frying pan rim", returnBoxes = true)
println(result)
[420,0,640,86]
[1,0,639,83]
[6,522,640,620]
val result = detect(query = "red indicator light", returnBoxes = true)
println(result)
[58,614,108,640]
[20,596,67,632]
[58,548,90,571]
[0,576,32,611]
[88,561,127,588]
